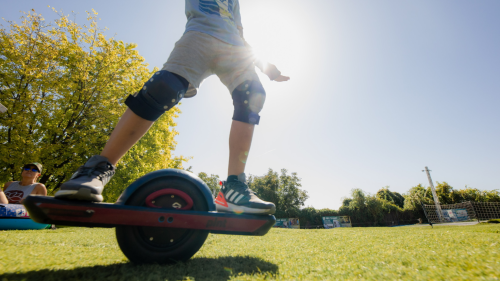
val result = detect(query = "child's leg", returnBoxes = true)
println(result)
[101,108,154,165]
[227,120,254,176]
[55,70,189,202]
[54,109,152,202]
[215,81,275,215]
[212,38,274,215]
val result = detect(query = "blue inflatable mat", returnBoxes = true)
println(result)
[0,204,51,230]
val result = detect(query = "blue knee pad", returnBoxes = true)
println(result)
[232,80,266,125]
[125,70,189,121]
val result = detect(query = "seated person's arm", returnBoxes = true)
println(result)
[32,184,47,196]
[19,183,46,203]
[0,192,7,204]
[1,182,14,204]
[3,181,13,191]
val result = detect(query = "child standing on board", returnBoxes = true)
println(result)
[55,0,289,215]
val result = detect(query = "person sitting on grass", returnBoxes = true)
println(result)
[1,163,47,204]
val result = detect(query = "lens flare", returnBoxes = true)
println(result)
[238,151,248,164]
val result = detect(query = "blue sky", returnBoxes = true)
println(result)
[2,0,499,209]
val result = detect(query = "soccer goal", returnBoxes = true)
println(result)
[422,201,500,223]
[470,202,500,221]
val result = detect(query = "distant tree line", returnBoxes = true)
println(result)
[198,171,500,227]
[339,183,500,227]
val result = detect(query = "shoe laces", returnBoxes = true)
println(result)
[226,181,257,196]
[95,166,115,180]
[74,164,115,180]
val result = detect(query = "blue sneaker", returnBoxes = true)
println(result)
[215,173,275,215]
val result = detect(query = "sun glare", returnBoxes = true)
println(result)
[242,1,312,76]
[238,0,320,121]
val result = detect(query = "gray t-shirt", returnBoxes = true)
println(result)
[4,182,37,204]
[185,0,244,46]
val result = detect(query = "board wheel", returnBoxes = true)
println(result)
[115,177,209,264]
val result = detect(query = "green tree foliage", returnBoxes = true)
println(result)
[197,172,221,196]
[338,188,404,226]
[273,181,498,227]
[403,182,500,210]
[341,198,352,207]
[376,186,405,208]
[248,169,280,208]
[403,184,431,211]
[297,207,339,228]
[451,186,500,203]
[0,9,186,199]
[248,168,308,217]
[434,181,454,204]
[339,189,369,224]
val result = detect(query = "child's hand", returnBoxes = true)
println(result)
[262,62,290,82]
[273,74,290,82]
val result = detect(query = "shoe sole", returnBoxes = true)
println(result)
[54,189,103,202]
[216,203,276,215]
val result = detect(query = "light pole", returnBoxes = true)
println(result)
[423,166,444,222]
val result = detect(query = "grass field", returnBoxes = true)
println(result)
[1,224,499,280]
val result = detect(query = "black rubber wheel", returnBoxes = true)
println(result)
[115,177,209,264]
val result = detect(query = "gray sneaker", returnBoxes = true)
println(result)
[54,155,115,202]
[215,173,276,215]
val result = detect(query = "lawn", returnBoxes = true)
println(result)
[1,224,499,280]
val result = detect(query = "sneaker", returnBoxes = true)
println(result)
[215,173,276,215]
[54,155,115,202]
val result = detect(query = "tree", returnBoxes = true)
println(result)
[365,195,384,225]
[453,186,500,203]
[248,169,280,208]
[248,168,308,217]
[0,9,186,199]
[403,184,431,210]
[434,181,454,204]
[197,172,221,197]
[376,186,405,208]
[349,188,367,210]
[341,198,352,207]
[338,188,404,226]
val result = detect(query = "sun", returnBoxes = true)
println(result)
[241,1,310,75]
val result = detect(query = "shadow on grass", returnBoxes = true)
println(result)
[2,256,278,281]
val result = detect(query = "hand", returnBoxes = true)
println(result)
[262,63,290,82]
[253,58,290,82]
[273,75,290,82]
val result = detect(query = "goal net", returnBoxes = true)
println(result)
[422,201,500,223]
[471,202,500,221]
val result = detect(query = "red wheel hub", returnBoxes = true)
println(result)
[145,189,194,210]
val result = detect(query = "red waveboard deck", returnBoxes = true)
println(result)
[23,196,275,236]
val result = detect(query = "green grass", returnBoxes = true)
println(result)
[1,224,499,280]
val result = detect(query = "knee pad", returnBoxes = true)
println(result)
[125,70,189,121]
[232,80,266,125]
